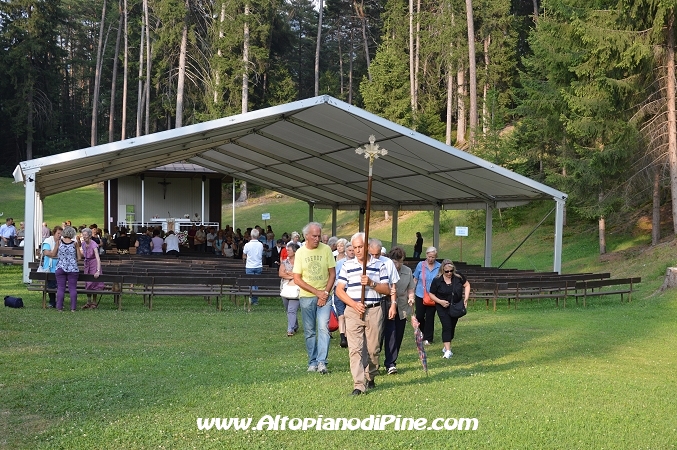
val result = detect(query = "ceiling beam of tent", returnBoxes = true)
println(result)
[190,154,345,206]
[188,156,334,204]
[284,115,386,148]
[205,143,399,205]
[222,139,399,205]
[195,151,368,205]
[254,130,440,205]
[374,138,497,203]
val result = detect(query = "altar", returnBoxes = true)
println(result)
[119,218,220,233]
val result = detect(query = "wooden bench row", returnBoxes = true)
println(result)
[28,270,284,311]
[470,277,642,310]
[1,247,28,265]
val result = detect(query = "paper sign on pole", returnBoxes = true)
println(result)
[455,226,468,237]
[262,213,271,220]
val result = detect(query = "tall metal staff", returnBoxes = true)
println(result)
[355,135,388,314]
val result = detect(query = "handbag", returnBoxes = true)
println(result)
[280,279,300,299]
[421,266,436,307]
[328,307,339,332]
[448,274,467,318]
[448,300,467,318]
[4,296,24,308]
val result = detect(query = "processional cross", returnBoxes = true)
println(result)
[355,135,388,317]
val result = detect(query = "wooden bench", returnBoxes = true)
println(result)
[506,279,575,308]
[28,270,123,309]
[229,276,282,311]
[1,247,27,265]
[572,277,642,306]
[470,281,509,311]
[140,275,235,311]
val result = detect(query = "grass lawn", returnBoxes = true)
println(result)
[1,262,676,449]
[3,177,677,448]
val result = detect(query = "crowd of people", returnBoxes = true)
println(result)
[33,217,469,394]
[276,222,471,396]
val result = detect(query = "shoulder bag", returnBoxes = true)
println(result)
[448,274,467,318]
[421,266,436,307]
[328,307,339,332]
[280,279,300,299]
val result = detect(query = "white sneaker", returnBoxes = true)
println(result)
[317,362,328,374]
[423,340,430,346]
[443,349,453,359]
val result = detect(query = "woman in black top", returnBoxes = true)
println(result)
[428,259,470,359]
[413,232,423,258]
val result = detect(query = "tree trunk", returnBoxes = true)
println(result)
[175,0,189,128]
[354,1,371,81]
[446,69,453,146]
[26,84,33,160]
[314,0,323,96]
[136,7,145,136]
[338,26,344,96]
[409,0,414,112]
[92,0,107,147]
[659,267,677,291]
[349,28,354,104]
[121,0,129,139]
[109,2,122,143]
[413,0,420,114]
[598,193,606,254]
[237,181,248,203]
[465,0,477,146]
[532,0,539,22]
[666,12,677,235]
[215,1,226,104]
[237,4,251,203]
[482,34,490,135]
[242,3,250,113]
[144,0,151,135]
[653,168,661,245]
[456,66,466,148]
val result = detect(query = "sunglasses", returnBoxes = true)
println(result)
[444,269,453,273]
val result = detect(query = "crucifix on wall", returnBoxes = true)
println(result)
[158,178,171,199]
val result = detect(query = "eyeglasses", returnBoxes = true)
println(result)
[444,269,453,273]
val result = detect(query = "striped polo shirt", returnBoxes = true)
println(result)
[337,256,389,304]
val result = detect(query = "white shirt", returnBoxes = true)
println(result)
[243,240,263,268]
[164,234,180,252]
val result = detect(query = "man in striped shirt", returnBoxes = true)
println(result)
[335,232,391,396]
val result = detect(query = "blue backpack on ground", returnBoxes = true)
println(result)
[4,296,24,308]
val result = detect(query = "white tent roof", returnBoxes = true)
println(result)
[18,95,567,281]
[18,95,566,210]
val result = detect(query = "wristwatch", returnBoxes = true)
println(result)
[370,280,376,288]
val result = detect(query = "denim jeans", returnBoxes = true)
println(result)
[245,267,262,303]
[299,296,331,367]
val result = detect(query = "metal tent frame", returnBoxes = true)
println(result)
[16,95,567,282]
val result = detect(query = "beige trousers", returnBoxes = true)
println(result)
[344,304,384,392]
